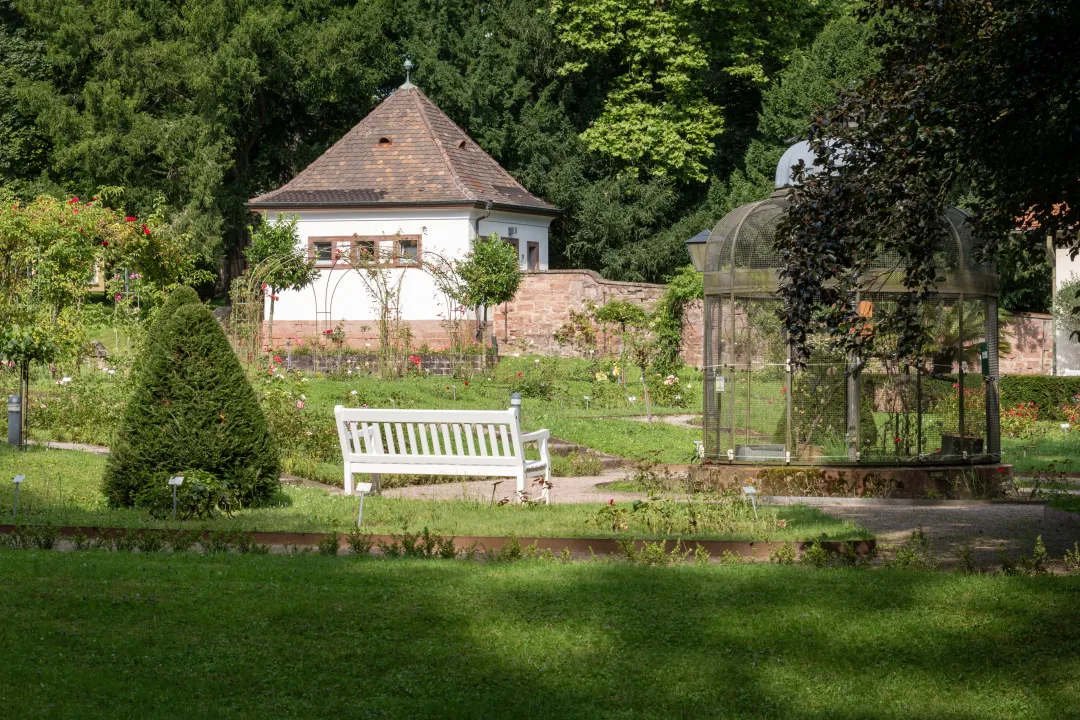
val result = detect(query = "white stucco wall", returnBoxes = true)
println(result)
[477,210,552,271]
[257,206,553,324]
[1054,246,1080,375]
[260,207,473,323]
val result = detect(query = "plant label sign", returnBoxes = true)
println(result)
[168,476,184,486]
[13,474,25,484]
[355,482,373,494]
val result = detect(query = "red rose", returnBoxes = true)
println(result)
[142,224,150,236]
[516,372,523,378]
[125,216,136,222]
[273,356,282,363]
[101,241,108,247]
[463,381,469,386]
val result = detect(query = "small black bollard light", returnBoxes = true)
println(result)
[7,395,20,447]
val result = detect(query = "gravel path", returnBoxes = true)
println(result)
[819,503,1079,566]
[383,469,644,504]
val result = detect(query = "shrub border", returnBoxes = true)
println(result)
[0,524,875,558]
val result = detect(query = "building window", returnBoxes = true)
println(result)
[312,240,333,265]
[504,238,521,268]
[309,235,422,267]
[395,236,420,265]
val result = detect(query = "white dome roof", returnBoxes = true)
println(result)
[774,140,821,188]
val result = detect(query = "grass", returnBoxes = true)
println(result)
[1003,424,1080,473]
[1048,494,1080,513]
[0,446,869,540]
[4,354,704,465]
[1,550,1078,718]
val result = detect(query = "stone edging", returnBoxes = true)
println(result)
[0,525,875,557]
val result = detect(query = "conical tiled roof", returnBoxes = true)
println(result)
[248,86,557,215]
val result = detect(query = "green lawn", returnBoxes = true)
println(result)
[1,550,1077,719]
[0,446,868,540]
[1003,424,1080,474]
[4,354,704,466]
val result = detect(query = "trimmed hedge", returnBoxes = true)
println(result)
[104,298,279,507]
[1000,375,1080,421]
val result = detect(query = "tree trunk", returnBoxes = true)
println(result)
[20,361,29,449]
[267,293,276,356]
[640,368,652,422]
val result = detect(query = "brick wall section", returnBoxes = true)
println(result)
[263,273,1050,374]
[494,269,665,356]
[1000,312,1053,375]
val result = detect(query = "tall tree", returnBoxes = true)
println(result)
[11,0,401,282]
[776,0,1080,360]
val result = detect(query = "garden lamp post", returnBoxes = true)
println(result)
[684,229,710,272]
[510,392,522,422]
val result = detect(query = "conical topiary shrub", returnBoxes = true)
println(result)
[103,301,280,507]
[130,285,201,377]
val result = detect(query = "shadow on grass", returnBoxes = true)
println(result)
[0,552,1077,718]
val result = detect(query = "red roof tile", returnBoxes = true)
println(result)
[248,86,557,215]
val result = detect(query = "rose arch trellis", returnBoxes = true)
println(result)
[229,244,478,375]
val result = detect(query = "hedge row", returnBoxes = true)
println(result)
[1000,375,1080,420]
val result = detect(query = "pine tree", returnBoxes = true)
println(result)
[104,301,279,507]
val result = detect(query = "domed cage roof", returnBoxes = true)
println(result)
[704,192,997,298]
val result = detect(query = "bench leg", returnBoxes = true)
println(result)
[370,473,381,494]
[344,467,354,496]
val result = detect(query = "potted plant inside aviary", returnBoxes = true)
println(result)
[932,380,986,457]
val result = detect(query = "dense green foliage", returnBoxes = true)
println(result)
[1001,375,1080,422]
[1,0,852,284]
[2,551,1079,718]
[103,300,279,507]
[778,0,1078,358]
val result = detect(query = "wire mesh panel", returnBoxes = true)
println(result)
[699,191,999,465]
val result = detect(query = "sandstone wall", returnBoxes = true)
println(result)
[1000,312,1053,375]
[263,272,1052,375]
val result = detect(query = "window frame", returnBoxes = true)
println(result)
[307,234,423,268]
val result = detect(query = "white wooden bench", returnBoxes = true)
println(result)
[333,406,552,502]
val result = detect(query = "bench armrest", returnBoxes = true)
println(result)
[520,429,550,444]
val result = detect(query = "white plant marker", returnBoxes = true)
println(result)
[741,485,758,520]
[168,476,184,521]
[13,474,25,519]
[356,482,373,527]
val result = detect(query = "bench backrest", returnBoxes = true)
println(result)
[333,406,525,466]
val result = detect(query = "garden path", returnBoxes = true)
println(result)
[819,503,1078,567]
[382,468,644,505]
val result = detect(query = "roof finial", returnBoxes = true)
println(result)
[400,57,416,89]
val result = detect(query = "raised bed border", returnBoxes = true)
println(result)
[0,524,875,558]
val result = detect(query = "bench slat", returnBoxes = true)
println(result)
[500,425,511,457]
[487,424,498,456]
[441,423,452,455]
[464,424,477,456]
[430,423,442,455]
[419,423,431,455]
[346,454,534,467]
[407,423,420,455]
[453,424,464,456]
[476,424,488,456]
[395,423,407,456]
[337,408,515,425]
